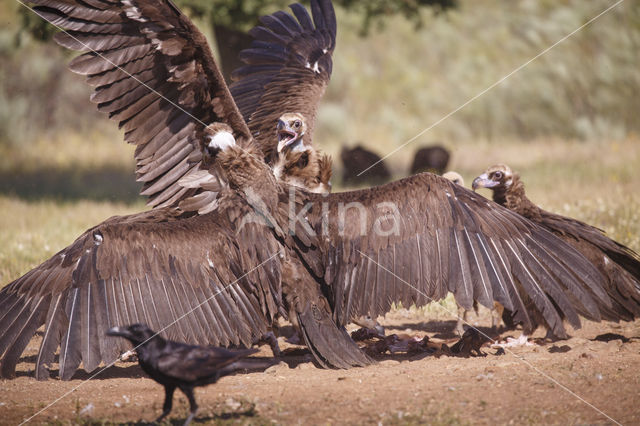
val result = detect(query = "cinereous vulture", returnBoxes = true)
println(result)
[341,145,391,186]
[473,164,640,340]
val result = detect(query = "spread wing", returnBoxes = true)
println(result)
[536,210,640,320]
[230,0,336,162]
[31,0,252,208]
[287,173,612,338]
[0,200,282,380]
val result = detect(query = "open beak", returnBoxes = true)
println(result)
[277,119,303,153]
[471,173,499,191]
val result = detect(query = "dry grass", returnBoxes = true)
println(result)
[1,136,638,288]
[0,197,144,284]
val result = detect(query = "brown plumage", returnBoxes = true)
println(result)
[0,0,353,379]
[341,145,391,186]
[284,173,616,343]
[29,0,335,209]
[410,145,451,175]
[473,164,640,333]
[3,0,637,382]
[230,0,336,164]
[0,193,284,379]
[31,0,255,209]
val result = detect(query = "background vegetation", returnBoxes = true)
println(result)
[1,0,639,285]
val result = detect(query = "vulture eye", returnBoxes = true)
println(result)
[293,120,301,129]
[493,171,503,180]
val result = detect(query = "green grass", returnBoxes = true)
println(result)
[0,196,144,284]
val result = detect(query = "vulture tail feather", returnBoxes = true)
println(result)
[297,305,372,369]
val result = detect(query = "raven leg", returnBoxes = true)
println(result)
[156,385,175,422]
[180,386,198,426]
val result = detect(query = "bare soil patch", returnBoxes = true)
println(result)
[2,309,639,425]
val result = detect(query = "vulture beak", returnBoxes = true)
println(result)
[471,173,498,191]
[277,119,304,153]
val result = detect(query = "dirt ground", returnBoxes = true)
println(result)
[1,308,639,425]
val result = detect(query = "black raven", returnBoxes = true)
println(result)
[107,323,270,425]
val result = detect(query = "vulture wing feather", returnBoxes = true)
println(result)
[288,173,609,337]
[30,0,253,209]
[0,196,282,379]
[230,0,337,162]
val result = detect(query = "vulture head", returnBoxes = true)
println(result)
[472,164,524,207]
[107,323,158,347]
[443,171,465,186]
[272,113,332,194]
[202,122,236,161]
[277,149,333,194]
[277,112,307,154]
[472,164,514,191]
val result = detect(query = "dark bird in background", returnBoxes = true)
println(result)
[410,145,450,175]
[340,145,391,186]
[473,164,640,344]
[107,323,271,425]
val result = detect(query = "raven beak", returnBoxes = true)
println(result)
[471,173,498,191]
[106,326,129,338]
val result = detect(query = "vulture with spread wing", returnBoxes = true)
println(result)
[0,0,634,381]
[0,0,352,379]
[473,164,640,331]
[230,2,336,164]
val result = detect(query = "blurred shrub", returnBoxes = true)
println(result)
[2,0,639,154]
[318,0,640,151]
[0,2,109,149]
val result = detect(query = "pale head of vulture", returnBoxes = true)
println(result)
[277,112,307,154]
[472,164,526,208]
[442,171,464,186]
[272,113,332,194]
[199,122,277,197]
[472,164,514,191]
[202,122,236,160]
